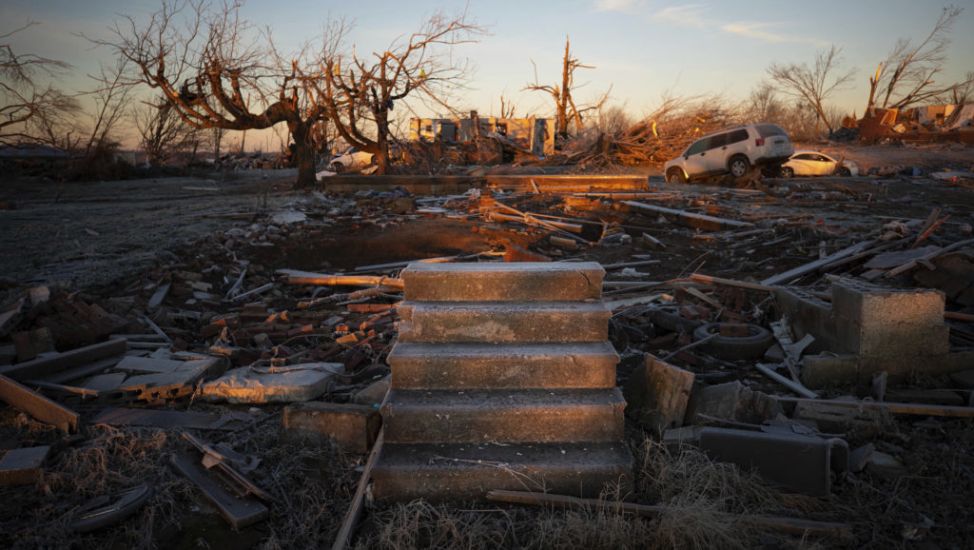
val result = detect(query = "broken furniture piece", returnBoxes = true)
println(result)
[372,262,632,500]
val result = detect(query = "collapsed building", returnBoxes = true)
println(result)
[409,112,556,161]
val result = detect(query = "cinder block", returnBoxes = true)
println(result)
[0,446,50,486]
[800,354,859,389]
[773,288,839,353]
[402,262,605,302]
[834,317,950,358]
[831,279,945,327]
[282,402,380,453]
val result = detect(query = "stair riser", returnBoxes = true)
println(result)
[383,403,625,444]
[403,270,604,302]
[373,463,630,501]
[398,308,611,343]
[389,354,618,390]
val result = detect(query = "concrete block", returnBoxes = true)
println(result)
[382,389,626,444]
[389,342,618,390]
[624,354,694,434]
[800,354,859,389]
[282,402,380,453]
[0,446,50,486]
[397,302,611,344]
[200,363,339,404]
[372,442,632,501]
[685,381,782,425]
[351,375,389,405]
[697,427,846,496]
[831,278,945,327]
[773,288,839,353]
[402,262,605,302]
[833,316,950,358]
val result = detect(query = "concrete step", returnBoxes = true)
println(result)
[372,442,633,501]
[388,342,619,390]
[382,389,626,444]
[397,302,611,343]
[402,261,605,302]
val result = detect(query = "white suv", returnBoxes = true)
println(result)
[663,123,794,183]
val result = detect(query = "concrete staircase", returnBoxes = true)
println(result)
[373,262,632,501]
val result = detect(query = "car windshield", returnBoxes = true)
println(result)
[755,124,786,138]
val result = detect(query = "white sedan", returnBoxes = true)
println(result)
[329,147,375,173]
[780,151,859,177]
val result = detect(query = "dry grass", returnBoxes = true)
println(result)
[355,439,831,550]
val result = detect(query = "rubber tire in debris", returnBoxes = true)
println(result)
[780,166,794,178]
[693,322,774,360]
[648,305,703,333]
[666,169,687,184]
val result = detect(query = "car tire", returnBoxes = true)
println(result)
[780,166,794,178]
[693,322,774,360]
[728,155,750,178]
[330,162,344,174]
[836,166,851,177]
[666,168,687,184]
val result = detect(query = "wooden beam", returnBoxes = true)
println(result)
[0,339,127,381]
[277,270,405,290]
[0,374,79,432]
[622,200,754,230]
[486,490,852,540]
[775,396,974,417]
[689,273,776,292]
[761,240,876,286]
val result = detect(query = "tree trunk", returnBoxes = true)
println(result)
[375,110,390,175]
[291,122,316,188]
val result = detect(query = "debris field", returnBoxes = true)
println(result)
[2,162,974,549]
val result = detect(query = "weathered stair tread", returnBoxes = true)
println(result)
[398,301,611,343]
[388,341,619,390]
[382,388,626,444]
[402,261,605,302]
[372,442,633,501]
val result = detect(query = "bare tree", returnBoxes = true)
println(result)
[767,45,854,135]
[80,58,133,157]
[98,1,332,187]
[866,6,974,112]
[316,14,483,174]
[134,98,191,166]
[524,37,609,140]
[1,22,80,147]
[743,82,785,124]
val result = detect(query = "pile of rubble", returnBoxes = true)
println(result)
[1,168,974,546]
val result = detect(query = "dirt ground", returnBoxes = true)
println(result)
[1,144,974,549]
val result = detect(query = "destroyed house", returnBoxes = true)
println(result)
[409,115,556,156]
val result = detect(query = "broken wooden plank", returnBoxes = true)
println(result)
[761,240,876,286]
[147,282,170,311]
[885,237,974,278]
[622,200,754,230]
[92,407,247,430]
[0,374,79,432]
[486,490,852,539]
[0,339,127,381]
[277,270,405,290]
[774,397,974,417]
[170,452,268,529]
[689,273,775,292]
[25,380,101,398]
[43,356,123,385]
[755,363,818,399]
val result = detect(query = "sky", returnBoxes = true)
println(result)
[3,0,974,150]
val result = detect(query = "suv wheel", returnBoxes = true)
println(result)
[728,156,750,178]
[666,168,687,184]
